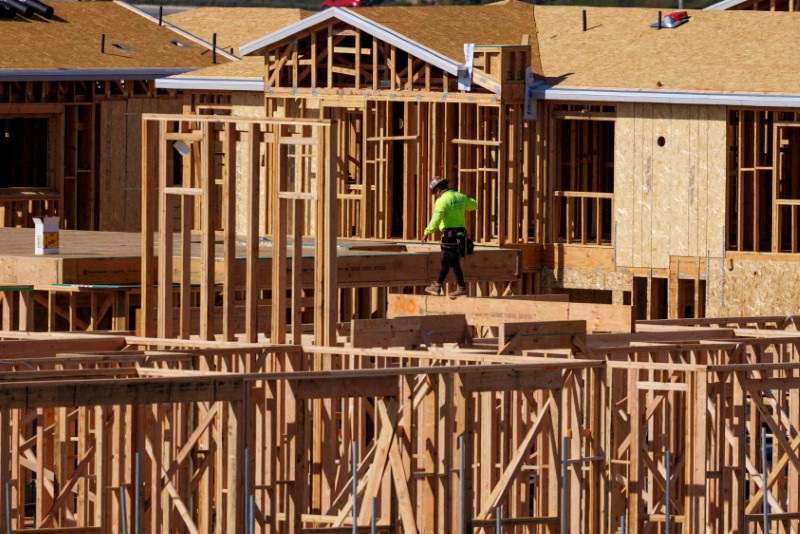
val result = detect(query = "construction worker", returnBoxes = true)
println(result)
[421,176,477,297]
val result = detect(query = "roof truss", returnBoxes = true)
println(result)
[247,9,501,96]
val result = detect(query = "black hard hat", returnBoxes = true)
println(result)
[429,176,448,192]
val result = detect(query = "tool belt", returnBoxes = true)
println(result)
[440,227,474,257]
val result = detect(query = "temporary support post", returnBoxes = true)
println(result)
[134,452,141,534]
[352,442,358,534]
[244,447,250,534]
[562,436,568,534]
[120,487,128,534]
[665,450,671,533]
[248,495,255,534]
[459,435,466,534]
[762,427,769,534]
[4,481,10,534]
[496,505,502,533]
[371,496,377,534]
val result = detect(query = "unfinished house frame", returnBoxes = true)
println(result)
[0,0,233,232]
[153,2,800,320]
[5,3,800,530]
[4,311,800,532]
[168,3,536,247]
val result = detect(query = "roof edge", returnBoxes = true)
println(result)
[0,69,193,82]
[151,79,800,108]
[239,8,335,55]
[156,77,264,92]
[533,86,800,108]
[703,0,747,9]
[114,0,240,62]
[239,7,461,77]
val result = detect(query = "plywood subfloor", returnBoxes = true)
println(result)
[0,228,518,287]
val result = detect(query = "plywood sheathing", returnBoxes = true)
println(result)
[349,0,536,66]
[541,265,632,293]
[706,255,800,316]
[615,103,726,270]
[170,56,265,82]
[534,6,800,94]
[0,1,223,71]
[231,91,268,236]
[98,96,184,232]
[165,7,313,56]
[727,0,797,10]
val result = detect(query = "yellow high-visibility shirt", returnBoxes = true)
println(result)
[424,190,477,235]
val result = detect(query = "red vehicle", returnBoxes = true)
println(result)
[321,0,372,7]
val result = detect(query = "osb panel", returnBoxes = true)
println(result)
[541,266,631,293]
[632,103,653,268]
[232,92,265,118]
[534,6,800,95]
[670,104,690,258]
[173,56,264,82]
[614,102,634,267]
[706,256,800,316]
[98,100,127,232]
[695,106,711,257]
[352,1,535,65]
[233,93,267,236]
[0,2,220,71]
[166,8,313,55]
[651,102,670,268]
[705,106,727,256]
[98,96,183,232]
[124,98,145,232]
[615,103,726,270]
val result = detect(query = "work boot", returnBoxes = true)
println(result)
[449,286,467,298]
[424,282,441,295]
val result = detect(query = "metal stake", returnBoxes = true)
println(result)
[5,481,12,534]
[120,487,128,534]
[459,435,466,534]
[249,494,256,534]
[763,427,769,534]
[721,224,726,307]
[561,436,568,534]
[665,450,671,533]
[352,442,359,534]
[134,452,141,534]
[371,496,377,534]
[244,447,250,534]
[495,505,502,533]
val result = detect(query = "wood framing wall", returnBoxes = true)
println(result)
[615,103,727,270]
[174,21,800,320]
[0,80,183,232]
[98,94,184,231]
[539,101,754,319]
[140,114,339,345]
[4,321,800,532]
[241,18,534,246]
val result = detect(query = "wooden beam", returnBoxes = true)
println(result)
[388,294,634,333]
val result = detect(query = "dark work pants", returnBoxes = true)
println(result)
[437,227,466,287]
